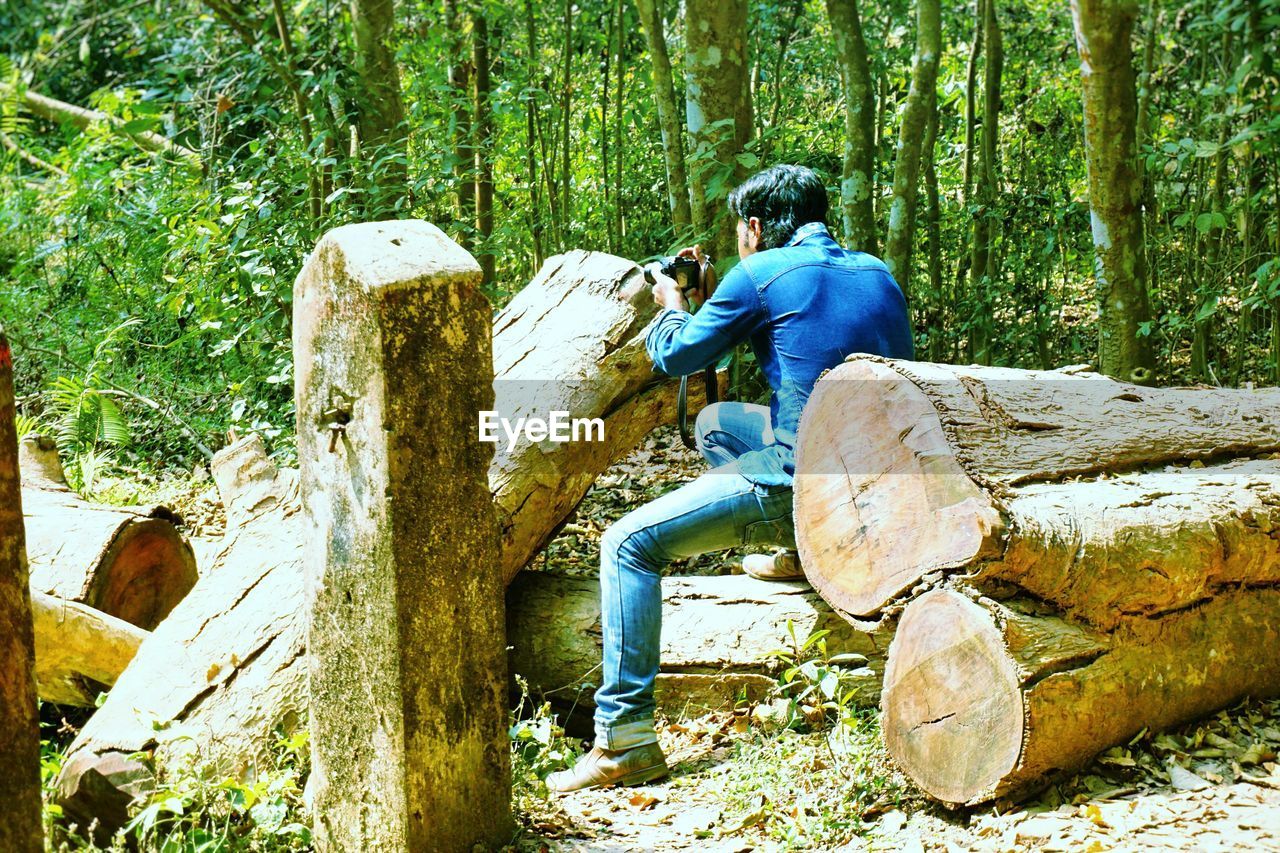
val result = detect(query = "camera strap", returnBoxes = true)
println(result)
[678,364,719,451]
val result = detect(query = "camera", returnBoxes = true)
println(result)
[648,254,704,296]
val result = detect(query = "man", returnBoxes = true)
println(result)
[548,164,914,792]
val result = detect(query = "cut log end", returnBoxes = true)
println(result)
[794,360,1002,617]
[881,589,1023,805]
[92,519,197,630]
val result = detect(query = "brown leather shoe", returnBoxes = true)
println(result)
[742,548,804,581]
[546,742,668,793]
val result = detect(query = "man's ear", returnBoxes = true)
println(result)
[748,217,763,248]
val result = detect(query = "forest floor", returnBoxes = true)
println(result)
[504,427,1280,852]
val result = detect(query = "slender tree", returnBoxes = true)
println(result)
[612,0,626,249]
[444,0,473,243]
[827,0,878,253]
[635,0,693,239]
[349,0,407,216]
[473,6,495,284]
[922,105,946,361]
[883,0,942,297]
[1071,0,1155,382]
[968,0,1001,364]
[524,0,544,267]
[684,0,753,263]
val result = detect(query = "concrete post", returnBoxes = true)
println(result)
[0,331,44,853]
[293,221,510,851]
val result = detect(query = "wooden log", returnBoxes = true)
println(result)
[492,250,700,585]
[883,587,1280,805]
[32,590,148,707]
[294,219,511,850]
[0,331,43,852]
[794,357,1280,619]
[507,571,889,712]
[21,435,198,630]
[57,435,307,837]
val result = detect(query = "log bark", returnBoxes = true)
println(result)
[883,587,1280,805]
[32,590,147,707]
[492,250,715,585]
[794,357,1280,619]
[507,572,890,713]
[57,435,307,837]
[21,436,198,631]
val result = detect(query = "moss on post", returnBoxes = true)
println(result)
[293,221,510,851]
[0,331,44,853]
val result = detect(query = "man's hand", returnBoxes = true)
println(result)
[675,244,718,303]
[651,273,690,312]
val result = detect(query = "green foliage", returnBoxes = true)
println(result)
[45,318,137,494]
[768,620,875,735]
[120,730,313,852]
[509,674,581,794]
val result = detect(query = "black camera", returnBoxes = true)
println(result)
[648,254,705,295]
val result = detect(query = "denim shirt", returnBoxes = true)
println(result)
[645,222,915,486]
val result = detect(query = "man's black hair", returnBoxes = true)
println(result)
[727,164,829,251]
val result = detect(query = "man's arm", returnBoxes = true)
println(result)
[645,264,765,377]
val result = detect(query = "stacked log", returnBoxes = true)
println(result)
[507,572,888,714]
[21,435,197,631]
[794,357,1280,805]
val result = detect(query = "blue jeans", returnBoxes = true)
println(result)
[593,402,797,749]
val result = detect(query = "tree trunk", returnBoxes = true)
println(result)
[1071,0,1154,383]
[794,357,1280,620]
[635,0,694,239]
[561,0,573,245]
[0,331,42,853]
[883,0,942,296]
[32,590,147,708]
[684,0,753,263]
[349,0,408,217]
[884,586,1280,805]
[445,0,474,246]
[473,9,496,285]
[954,0,983,325]
[922,106,946,361]
[613,0,626,250]
[508,572,889,713]
[491,250,720,584]
[524,0,545,268]
[968,0,1001,364]
[21,438,197,631]
[827,0,877,253]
